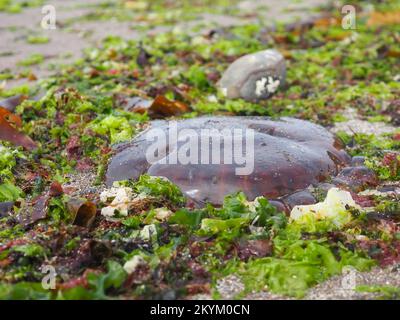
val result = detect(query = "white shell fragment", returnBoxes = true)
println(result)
[154,207,173,221]
[123,255,147,274]
[290,188,361,227]
[100,187,133,217]
[218,49,286,101]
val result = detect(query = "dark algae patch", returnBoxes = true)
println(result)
[0,0,400,299]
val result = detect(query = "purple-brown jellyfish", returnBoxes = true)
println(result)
[106,117,377,211]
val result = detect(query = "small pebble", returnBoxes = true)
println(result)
[218,49,286,101]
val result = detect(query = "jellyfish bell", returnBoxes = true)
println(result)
[106,116,361,210]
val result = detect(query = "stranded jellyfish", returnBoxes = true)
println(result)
[106,117,376,210]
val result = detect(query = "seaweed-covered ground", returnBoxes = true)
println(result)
[0,0,399,300]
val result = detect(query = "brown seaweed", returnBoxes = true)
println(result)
[67,199,97,228]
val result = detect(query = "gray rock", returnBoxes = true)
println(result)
[218,49,286,101]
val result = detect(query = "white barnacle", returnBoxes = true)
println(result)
[266,77,280,93]
[255,77,268,96]
[255,77,280,96]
